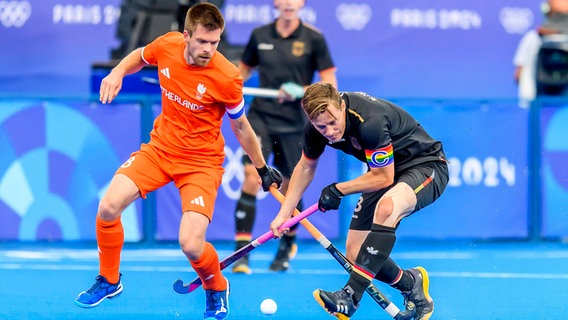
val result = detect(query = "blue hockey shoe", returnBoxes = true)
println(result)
[204,277,230,319]
[74,274,123,308]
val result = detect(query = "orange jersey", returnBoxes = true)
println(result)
[141,32,244,162]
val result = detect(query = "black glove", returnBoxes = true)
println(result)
[256,165,283,192]
[319,183,344,212]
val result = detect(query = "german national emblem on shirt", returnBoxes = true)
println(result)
[292,41,305,56]
[196,83,207,100]
[365,144,394,168]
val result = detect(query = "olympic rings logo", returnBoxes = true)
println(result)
[0,1,31,28]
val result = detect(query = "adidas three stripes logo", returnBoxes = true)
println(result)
[190,195,205,207]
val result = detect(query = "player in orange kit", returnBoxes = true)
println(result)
[74,3,282,319]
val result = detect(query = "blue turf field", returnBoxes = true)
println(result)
[1,239,567,319]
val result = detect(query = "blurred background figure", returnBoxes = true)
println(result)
[231,0,337,274]
[111,0,178,60]
[513,0,568,107]
[111,0,240,62]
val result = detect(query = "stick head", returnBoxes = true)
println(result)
[173,278,202,294]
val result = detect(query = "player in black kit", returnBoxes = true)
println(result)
[270,83,448,320]
[232,0,337,274]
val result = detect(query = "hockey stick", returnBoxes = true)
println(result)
[172,202,320,294]
[269,188,415,320]
[242,87,280,98]
[141,77,280,98]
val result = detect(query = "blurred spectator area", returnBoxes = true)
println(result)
[110,0,241,63]
[111,0,179,60]
[535,0,568,96]
[537,35,568,96]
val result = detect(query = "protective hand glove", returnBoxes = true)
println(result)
[256,165,283,192]
[280,82,305,100]
[318,183,344,212]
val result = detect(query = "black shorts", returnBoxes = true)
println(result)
[349,160,448,231]
[242,114,303,178]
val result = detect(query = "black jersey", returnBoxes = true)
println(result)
[303,92,445,173]
[241,20,335,134]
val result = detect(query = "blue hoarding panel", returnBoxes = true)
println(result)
[0,99,142,241]
[0,98,532,241]
[539,104,568,238]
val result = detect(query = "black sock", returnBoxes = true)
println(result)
[235,192,256,237]
[375,258,414,292]
[346,224,396,304]
[281,233,296,246]
[391,270,414,292]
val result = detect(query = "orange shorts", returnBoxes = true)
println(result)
[115,143,224,221]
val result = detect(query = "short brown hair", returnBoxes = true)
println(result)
[301,83,342,121]
[184,2,225,36]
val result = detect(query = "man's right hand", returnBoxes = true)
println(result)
[278,82,304,103]
[99,72,124,104]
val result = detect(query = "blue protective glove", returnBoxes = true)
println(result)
[280,82,305,100]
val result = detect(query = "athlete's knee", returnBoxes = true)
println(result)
[375,197,395,223]
[179,236,203,260]
[97,198,122,221]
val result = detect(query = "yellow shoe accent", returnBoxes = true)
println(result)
[231,264,251,274]
[312,289,350,320]
[415,266,434,320]
[289,243,298,260]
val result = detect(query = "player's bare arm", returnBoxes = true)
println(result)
[229,115,266,169]
[237,62,254,83]
[100,48,146,104]
[230,114,283,193]
[270,154,317,237]
[317,68,338,89]
[336,164,395,195]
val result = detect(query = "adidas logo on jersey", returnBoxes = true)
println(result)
[160,67,170,79]
[190,195,205,207]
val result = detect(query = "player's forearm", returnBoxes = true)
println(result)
[317,68,338,89]
[337,169,393,195]
[283,157,317,213]
[231,117,266,169]
[237,62,253,83]
[112,48,146,77]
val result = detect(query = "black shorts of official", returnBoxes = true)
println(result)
[242,115,303,178]
[349,160,448,231]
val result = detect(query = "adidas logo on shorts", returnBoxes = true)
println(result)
[190,195,205,207]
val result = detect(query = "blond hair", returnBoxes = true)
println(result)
[301,83,342,121]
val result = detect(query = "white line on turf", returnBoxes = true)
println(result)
[2,263,568,280]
